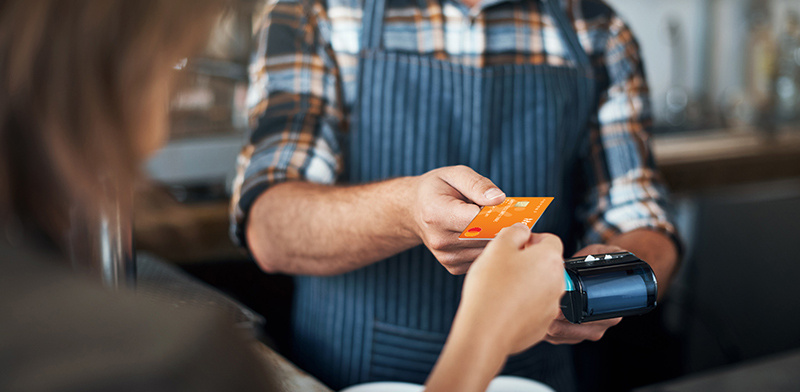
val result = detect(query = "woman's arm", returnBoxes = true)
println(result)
[425,225,565,392]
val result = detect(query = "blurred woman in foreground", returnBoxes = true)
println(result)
[0,1,277,390]
[0,1,564,391]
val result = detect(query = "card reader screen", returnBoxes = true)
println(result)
[583,271,648,315]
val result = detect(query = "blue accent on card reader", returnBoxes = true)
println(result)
[564,270,575,291]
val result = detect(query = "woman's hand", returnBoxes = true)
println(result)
[425,224,565,392]
[458,223,566,354]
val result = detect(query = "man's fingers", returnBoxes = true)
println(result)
[442,199,482,232]
[437,247,484,274]
[572,244,624,257]
[439,165,505,206]
[545,317,622,344]
[439,238,489,250]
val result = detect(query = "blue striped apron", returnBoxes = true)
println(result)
[291,1,596,390]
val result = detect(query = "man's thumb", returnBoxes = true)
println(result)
[442,166,505,205]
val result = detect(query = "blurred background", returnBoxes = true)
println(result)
[135,0,800,391]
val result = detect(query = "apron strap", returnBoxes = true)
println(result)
[361,0,388,50]
[542,0,594,76]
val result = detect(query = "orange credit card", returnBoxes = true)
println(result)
[459,197,554,240]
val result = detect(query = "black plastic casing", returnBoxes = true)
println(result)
[561,252,658,324]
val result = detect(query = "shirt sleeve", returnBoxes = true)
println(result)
[230,0,344,246]
[577,14,682,253]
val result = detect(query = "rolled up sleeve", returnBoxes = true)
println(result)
[578,15,681,252]
[231,0,344,246]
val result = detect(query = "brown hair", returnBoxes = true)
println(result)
[0,0,224,246]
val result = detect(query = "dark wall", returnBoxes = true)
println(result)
[576,179,800,392]
[681,180,800,372]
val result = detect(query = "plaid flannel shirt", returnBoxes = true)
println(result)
[231,0,679,249]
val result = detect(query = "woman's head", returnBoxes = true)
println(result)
[0,0,224,245]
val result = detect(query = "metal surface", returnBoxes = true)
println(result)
[68,180,135,289]
[135,253,264,333]
[148,0,256,188]
[146,134,242,187]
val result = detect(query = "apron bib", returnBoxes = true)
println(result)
[292,1,596,390]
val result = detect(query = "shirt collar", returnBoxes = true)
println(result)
[448,0,528,18]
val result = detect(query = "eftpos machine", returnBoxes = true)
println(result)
[561,252,658,324]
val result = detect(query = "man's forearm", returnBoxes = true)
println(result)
[246,178,421,275]
[607,228,679,298]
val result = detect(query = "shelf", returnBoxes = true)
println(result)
[653,128,800,193]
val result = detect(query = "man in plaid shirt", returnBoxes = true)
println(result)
[232,0,680,389]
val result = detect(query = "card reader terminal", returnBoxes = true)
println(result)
[561,252,657,324]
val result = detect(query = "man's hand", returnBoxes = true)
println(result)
[543,244,624,344]
[407,165,506,275]
[246,165,509,276]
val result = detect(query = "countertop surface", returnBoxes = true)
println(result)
[635,349,800,392]
[254,342,333,392]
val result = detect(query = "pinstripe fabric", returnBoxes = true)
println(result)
[230,0,679,251]
[286,0,597,390]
